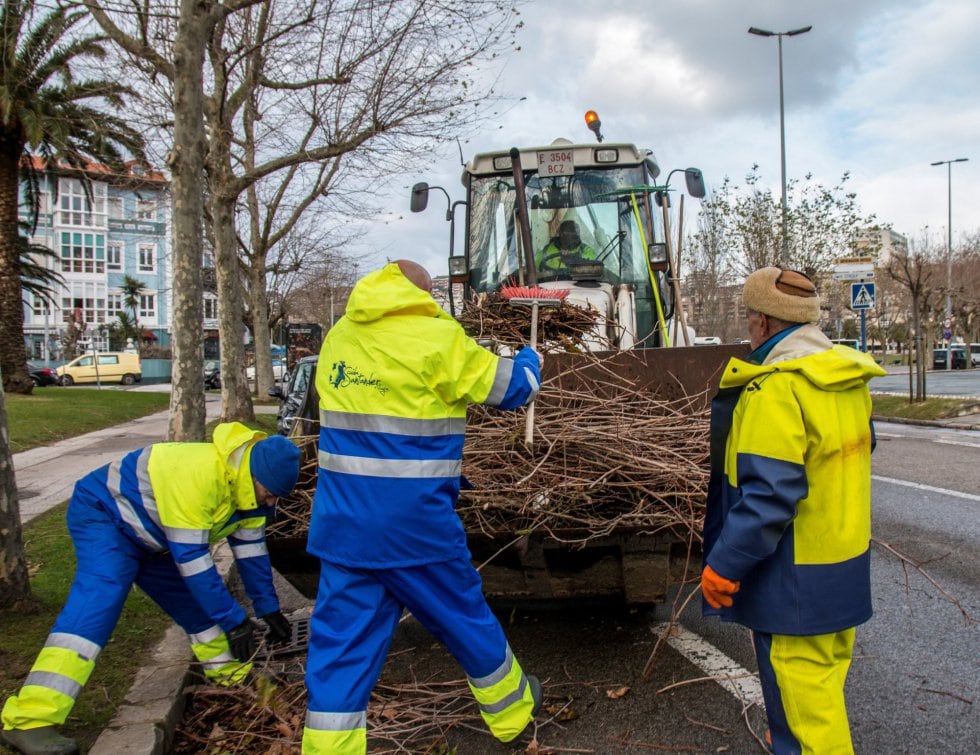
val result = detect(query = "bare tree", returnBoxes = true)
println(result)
[887,238,936,401]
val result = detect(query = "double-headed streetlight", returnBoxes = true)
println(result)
[930,158,968,366]
[748,25,812,263]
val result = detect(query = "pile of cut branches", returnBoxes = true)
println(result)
[456,291,607,352]
[458,366,709,544]
[268,355,710,547]
[174,671,487,754]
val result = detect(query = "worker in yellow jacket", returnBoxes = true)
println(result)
[303,260,543,753]
[702,268,886,754]
[2,423,301,755]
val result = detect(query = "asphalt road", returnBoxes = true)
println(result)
[871,366,980,398]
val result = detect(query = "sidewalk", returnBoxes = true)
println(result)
[14,390,279,524]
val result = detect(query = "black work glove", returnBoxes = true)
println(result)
[227,618,257,662]
[260,610,292,646]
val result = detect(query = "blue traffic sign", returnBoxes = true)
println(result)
[850,282,875,310]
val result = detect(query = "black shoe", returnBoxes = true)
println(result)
[527,674,543,717]
[1,726,79,755]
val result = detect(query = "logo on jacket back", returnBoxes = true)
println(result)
[329,361,389,396]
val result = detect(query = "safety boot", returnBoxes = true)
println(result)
[0,726,79,755]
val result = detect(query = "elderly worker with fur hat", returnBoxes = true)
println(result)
[2,423,301,755]
[701,267,885,755]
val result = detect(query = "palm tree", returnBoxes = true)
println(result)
[0,0,144,393]
[120,273,144,354]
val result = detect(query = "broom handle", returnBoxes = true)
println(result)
[510,147,538,287]
[525,301,539,445]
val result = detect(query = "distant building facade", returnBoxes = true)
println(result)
[20,159,176,361]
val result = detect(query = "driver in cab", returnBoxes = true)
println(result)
[535,220,596,276]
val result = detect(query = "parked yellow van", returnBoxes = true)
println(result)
[56,352,142,386]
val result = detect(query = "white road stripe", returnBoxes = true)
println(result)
[872,475,980,502]
[934,438,980,449]
[651,623,764,707]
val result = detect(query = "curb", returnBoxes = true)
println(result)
[872,414,980,432]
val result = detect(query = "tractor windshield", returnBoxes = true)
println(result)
[465,164,670,342]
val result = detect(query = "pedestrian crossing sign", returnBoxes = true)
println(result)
[850,282,875,310]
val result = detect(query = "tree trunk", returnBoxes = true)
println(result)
[0,371,33,610]
[0,141,34,395]
[167,0,211,441]
[248,252,275,400]
[207,124,254,423]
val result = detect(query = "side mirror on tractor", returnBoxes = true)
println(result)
[410,182,429,213]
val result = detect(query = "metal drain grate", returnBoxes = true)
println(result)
[254,614,310,659]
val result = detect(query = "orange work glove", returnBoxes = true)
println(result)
[701,565,741,609]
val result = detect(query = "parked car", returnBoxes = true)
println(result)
[970,343,980,368]
[932,347,968,370]
[204,360,221,389]
[27,361,59,387]
[268,355,319,435]
[56,351,142,385]
[246,358,288,383]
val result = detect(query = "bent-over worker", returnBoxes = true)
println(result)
[2,424,301,755]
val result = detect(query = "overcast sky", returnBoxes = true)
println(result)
[361,0,978,277]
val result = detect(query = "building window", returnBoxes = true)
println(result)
[60,231,105,274]
[204,296,218,320]
[107,196,124,220]
[61,281,106,324]
[139,293,156,320]
[107,241,123,270]
[138,244,155,273]
[107,292,123,320]
[31,294,52,318]
[58,178,106,227]
[136,200,156,220]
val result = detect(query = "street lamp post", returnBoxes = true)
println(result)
[748,25,812,264]
[930,157,968,370]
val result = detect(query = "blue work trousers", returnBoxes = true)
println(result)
[305,556,509,715]
[55,490,216,645]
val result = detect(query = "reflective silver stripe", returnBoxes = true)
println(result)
[320,410,465,437]
[176,553,214,577]
[231,542,268,559]
[200,652,236,669]
[24,670,83,700]
[188,625,223,645]
[305,710,367,732]
[318,451,460,479]
[479,675,529,715]
[45,633,101,662]
[523,366,541,398]
[230,527,265,542]
[135,448,160,522]
[485,357,514,406]
[469,645,515,689]
[164,527,209,544]
[106,456,165,551]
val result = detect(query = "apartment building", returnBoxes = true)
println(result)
[20,159,176,360]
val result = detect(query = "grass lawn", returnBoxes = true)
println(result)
[871,394,974,421]
[4,389,170,453]
[0,503,173,752]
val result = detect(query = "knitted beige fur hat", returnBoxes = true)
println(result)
[743,267,820,323]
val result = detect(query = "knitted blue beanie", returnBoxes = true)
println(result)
[249,436,300,497]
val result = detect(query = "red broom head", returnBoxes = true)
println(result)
[500,285,569,301]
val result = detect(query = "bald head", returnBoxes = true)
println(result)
[395,259,432,293]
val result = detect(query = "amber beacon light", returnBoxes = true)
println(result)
[584,110,603,142]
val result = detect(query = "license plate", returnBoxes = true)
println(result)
[537,149,575,176]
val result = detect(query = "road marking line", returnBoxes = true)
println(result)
[651,623,764,707]
[934,438,980,449]
[876,432,903,438]
[872,475,980,502]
